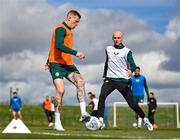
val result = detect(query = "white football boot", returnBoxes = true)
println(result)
[79,112,91,122]
[99,117,105,130]
[48,122,54,127]
[143,117,153,131]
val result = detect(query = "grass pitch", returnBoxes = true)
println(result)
[0,126,180,139]
[0,105,180,139]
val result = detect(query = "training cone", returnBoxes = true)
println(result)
[2,119,31,133]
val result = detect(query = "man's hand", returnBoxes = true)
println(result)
[76,52,85,60]
[45,63,50,70]
[126,69,132,77]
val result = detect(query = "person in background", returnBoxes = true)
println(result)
[148,92,158,129]
[51,96,56,123]
[9,91,22,120]
[131,66,149,128]
[88,92,98,117]
[43,96,53,127]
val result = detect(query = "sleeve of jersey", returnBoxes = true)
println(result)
[9,99,12,108]
[155,99,157,108]
[103,49,108,78]
[55,27,77,56]
[88,101,93,105]
[127,51,136,72]
[92,102,95,110]
[19,98,22,107]
[144,78,149,95]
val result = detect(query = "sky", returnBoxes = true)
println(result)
[0,0,180,105]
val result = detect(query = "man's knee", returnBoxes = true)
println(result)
[76,79,85,89]
[54,78,64,94]
[56,87,64,95]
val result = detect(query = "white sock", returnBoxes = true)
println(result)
[54,112,64,130]
[99,117,104,123]
[55,112,62,126]
[138,117,142,127]
[80,101,86,115]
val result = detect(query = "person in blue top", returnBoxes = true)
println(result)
[9,91,22,120]
[131,66,149,128]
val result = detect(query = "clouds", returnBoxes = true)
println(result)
[160,17,180,71]
[135,52,180,88]
[0,0,179,104]
[165,17,180,40]
[0,50,46,82]
[0,0,64,56]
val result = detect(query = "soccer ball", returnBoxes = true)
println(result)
[85,116,101,131]
[132,122,137,128]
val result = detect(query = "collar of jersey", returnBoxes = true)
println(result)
[62,21,71,30]
[134,75,141,77]
[114,43,125,49]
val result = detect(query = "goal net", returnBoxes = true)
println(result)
[108,102,180,129]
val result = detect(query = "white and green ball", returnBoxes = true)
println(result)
[85,116,101,131]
